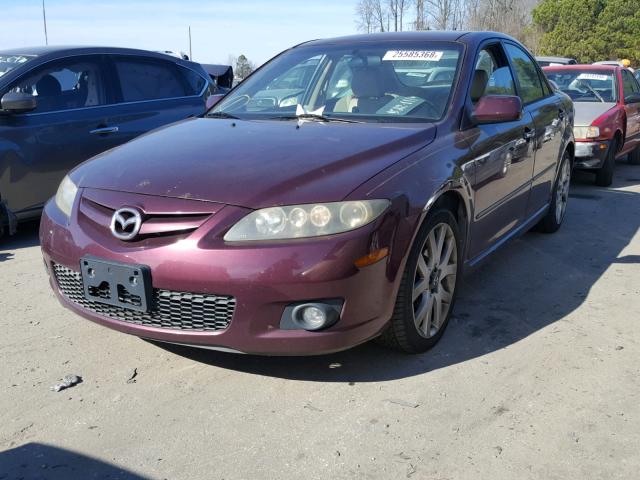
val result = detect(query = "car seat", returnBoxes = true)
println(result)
[347,67,395,114]
[35,74,62,111]
[470,69,489,103]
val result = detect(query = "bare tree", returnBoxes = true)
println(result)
[356,0,376,33]
[355,0,389,32]
[387,0,410,31]
[466,0,534,40]
[414,0,427,30]
[425,0,466,30]
[357,0,537,43]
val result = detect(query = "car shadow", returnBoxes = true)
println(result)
[0,219,40,261]
[0,443,149,479]
[156,161,640,382]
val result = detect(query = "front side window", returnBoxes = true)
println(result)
[0,54,37,78]
[505,44,545,104]
[211,42,463,123]
[545,69,617,103]
[622,69,639,99]
[114,58,186,102]
[471,47,516,104]
[9,59,106,113]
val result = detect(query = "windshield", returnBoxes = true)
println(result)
[211,42,462,123]
[0,54,36,78]
[545,69,617,103]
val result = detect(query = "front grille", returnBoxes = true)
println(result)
[52,263,235,332]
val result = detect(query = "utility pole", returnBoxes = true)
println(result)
[188,26,192,60]
[42,0,49,45]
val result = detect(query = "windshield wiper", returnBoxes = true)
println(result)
[274,113,362,124]
[579,81,605,102]
[206,111,241,119]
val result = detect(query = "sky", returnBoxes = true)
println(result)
[1,0,360,65]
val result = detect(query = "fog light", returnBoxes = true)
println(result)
[301,306,326,329]
[282,300,343,331]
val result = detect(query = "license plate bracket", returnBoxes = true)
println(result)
[80,256,152,312]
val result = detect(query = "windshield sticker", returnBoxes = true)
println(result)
[383,50,443,61]
[577,73,609,81]
[377,96,425,116]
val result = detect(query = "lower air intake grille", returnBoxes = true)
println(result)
[52,263,235,332]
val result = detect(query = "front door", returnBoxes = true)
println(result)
[465,44,536,261]
[620,69,640,155]
[0,55,113,215]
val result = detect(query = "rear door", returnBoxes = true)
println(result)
[466,43,537,261]
[98,55,209,148]
[0,55,114,215]
[504,42,564,215]
[620,68,640,154]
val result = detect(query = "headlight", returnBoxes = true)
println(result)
[224,200,390,241]
[54,175,78,218]
[574,126,600,139]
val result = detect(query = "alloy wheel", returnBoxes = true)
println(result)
[412,222,458,339]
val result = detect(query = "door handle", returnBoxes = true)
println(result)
[90,126,119,135]
[523,127,536,140]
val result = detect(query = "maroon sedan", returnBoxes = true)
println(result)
[41,32,574,355]
[544,64,640,186]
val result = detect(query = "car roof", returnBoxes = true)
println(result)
[542,64,618,71]
[0,45,180,61]
[300,31,517,48]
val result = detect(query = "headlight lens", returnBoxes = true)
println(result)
[574,126,600,139]
[224,200,390,241]
[54,175,78,218]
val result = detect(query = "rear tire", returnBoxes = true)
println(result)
[378,208,462,354]
[595,140,616,187]
[537,151,571,234]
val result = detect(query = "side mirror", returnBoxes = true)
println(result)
[471,95,523,124]
[206,93,225,110]
[1,92,37,113]
[625,92,640,104]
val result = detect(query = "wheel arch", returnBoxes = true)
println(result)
[417,182,473,262]
[614,129,624,151]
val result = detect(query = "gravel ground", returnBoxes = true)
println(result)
[1,163,639,480]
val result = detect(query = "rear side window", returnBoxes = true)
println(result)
[114,58,187,102]
[180,67,207,96]
[505,44,545,104]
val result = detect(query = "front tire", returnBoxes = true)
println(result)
[595,140,616,186]
[537,151,571,233]
[378,208,462,354]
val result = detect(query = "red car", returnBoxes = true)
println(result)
[41,32,574,355]
[544,64,640,186]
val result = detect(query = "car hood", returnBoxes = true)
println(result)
[72,118,436,208]
[574,102,616,126]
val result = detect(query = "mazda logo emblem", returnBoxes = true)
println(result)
[110,207,142,241]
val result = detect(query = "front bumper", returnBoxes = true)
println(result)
[40,195,409,355]
[574,140,610,169]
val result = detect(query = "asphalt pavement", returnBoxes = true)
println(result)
[1,162,639,479]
